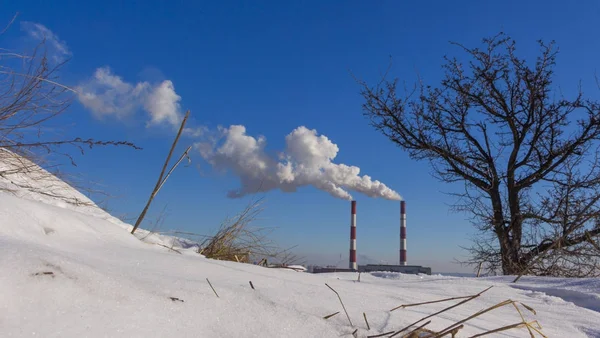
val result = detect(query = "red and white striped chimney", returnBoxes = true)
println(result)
[349,200,357,270]
[400,200,407,266]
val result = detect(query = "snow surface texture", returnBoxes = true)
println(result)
[2,157,600,337]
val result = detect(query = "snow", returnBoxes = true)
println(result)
[1,157,600,337]
[492,276,600,313]
[0,149,124,226]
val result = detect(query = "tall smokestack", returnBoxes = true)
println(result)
[349,200,357,270]
[400,200,407,266]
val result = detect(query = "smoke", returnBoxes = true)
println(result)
[197,125,401,201]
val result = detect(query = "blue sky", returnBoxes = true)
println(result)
[3,1,600,272]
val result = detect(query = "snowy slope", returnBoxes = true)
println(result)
[0,149,125,226]
[1,157,600,337]
[0,150,193,251]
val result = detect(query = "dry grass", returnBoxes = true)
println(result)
[149,197,303,266]
[384,288,547,338]
[196,198,273,261]
[194,197,303,265]
[325,283,353,327]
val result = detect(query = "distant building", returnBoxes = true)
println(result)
[312,264,431,275]
[360,264,431,275]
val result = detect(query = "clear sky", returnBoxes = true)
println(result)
[3,0,600,272]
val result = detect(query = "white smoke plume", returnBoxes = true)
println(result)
[197,125,401,201]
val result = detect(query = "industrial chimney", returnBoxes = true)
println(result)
[400,200,407,266]
[349,200,357,270]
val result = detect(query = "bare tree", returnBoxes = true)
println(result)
[0,16,139,199]
[358,33,600,276]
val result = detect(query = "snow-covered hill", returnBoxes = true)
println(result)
[1,155,599,337]
[0,149,124,226]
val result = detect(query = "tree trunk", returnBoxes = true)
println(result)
[498,234,523,275]
[491,187,525,275]
[497,218,526,275]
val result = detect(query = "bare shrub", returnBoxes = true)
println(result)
[0,14,139,203]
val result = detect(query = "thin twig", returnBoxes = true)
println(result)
[467,322,527,338]
[363,312,371,330]
[325,283,353,327]
[323,311,340,320]
[0,70,78,93]
[585,231,600,251]
[155,243,182,254]
[0,12,18,35]
[392,320,431,338]
[206,278,219,298]
[390,320,430,338]
[156,144,192,192]
[249,281,255,290]
[513,238,561,283]
[366,331,394,338]
[391,294,474,311]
